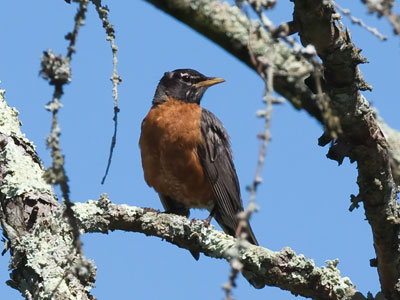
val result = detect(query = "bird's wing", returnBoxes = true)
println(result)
[197,108,244,236]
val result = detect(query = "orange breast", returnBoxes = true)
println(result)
[139,98,214,208]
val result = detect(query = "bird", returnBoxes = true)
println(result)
[139,69,258,258]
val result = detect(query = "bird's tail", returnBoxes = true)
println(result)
[244,222,258,246]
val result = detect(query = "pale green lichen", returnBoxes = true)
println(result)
[73,200,104,217]
[286,250,316,283]
[241,245,274,269]
[200,223,234,256]
[73,200,357,297]
[16,209,94,299]
[120,203,142,217]
[0,90,53,198]
[0,89,24,137]
[18,216,75,296]
[73,200,111,233]
[0,142,53,198]
[321,259,354,297]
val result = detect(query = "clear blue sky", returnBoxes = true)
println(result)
[1,1,399,299]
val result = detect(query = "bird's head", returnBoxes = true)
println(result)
[153,69,225,105]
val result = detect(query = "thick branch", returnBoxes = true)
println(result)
[0,90,95,300]
[292,1,400,298]
[73,197,358,300]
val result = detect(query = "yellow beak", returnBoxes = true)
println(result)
[193,77,225,88]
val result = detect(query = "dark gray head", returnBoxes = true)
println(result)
[152,69,225,106]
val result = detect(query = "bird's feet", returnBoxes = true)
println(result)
[190,215,213,226]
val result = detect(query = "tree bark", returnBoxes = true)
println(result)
[0,89,96,300]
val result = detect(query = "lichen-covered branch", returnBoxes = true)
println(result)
[0,90,95,299]
[73,197,358,300]
[291,0,400,298]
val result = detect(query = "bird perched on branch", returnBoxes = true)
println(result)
[139,69,258,259]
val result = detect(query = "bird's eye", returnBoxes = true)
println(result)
[180,73,191,82]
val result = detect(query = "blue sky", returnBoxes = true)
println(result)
[1,1,399,299]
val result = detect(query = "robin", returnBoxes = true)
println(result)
[139,69,258,258]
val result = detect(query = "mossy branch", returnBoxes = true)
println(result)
[73,196,358,300]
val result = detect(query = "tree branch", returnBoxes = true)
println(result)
[0,90,95,300]
[73,196,358,300]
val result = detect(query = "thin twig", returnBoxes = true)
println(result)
[223,4,277,298]
[66,0,89,60]
[249,66,274,204]
[335,3,387,41]
[40,0,90,295]
[42,0,88,250]
[90,0,122,184]
[361,0,400,36]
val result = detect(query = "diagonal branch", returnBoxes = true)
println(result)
[73,196,358,300]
